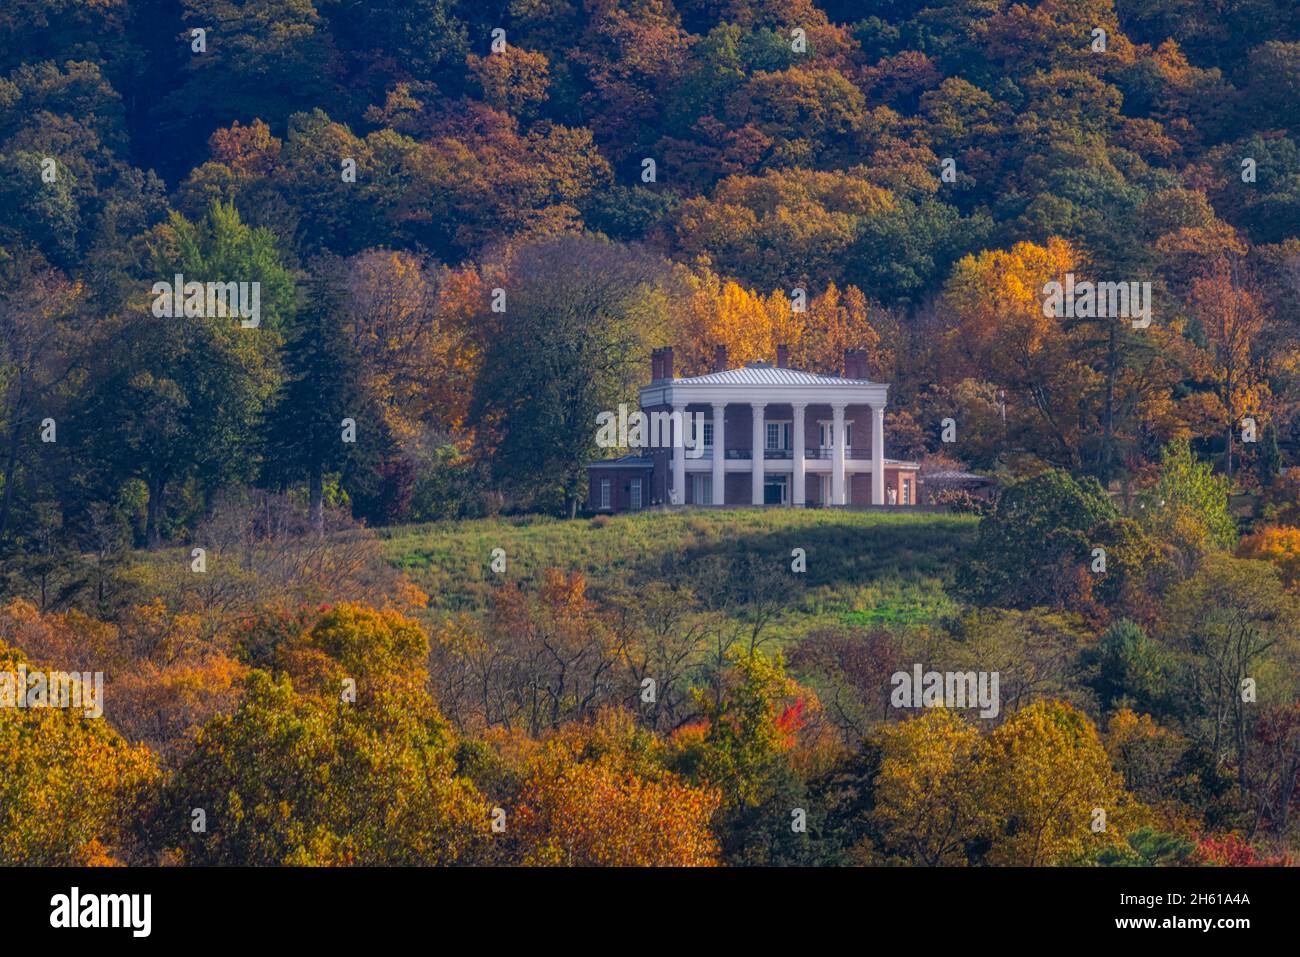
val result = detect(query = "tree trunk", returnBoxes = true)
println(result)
[1101,324,1117,483]
[309,466,324,535]
[145,477,165,549]
[0,423,21,541]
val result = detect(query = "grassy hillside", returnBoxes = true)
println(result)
[380,508,978,637]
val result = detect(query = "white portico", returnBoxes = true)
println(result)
[635,349,905,508]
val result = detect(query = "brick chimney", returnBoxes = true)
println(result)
[714,344,728,373]
[661,345,674,380]
[651,348,662,381]
[776,344,789,368]
[843,348,870,379]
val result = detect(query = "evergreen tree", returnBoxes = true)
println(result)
[261,273,365,532]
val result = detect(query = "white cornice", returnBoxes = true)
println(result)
[639,382,889,408]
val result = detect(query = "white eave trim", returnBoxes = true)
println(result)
[639,382,889,408]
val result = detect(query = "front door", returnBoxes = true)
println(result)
[764,473,788,505]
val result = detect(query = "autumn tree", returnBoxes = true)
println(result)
[673,167,892,289]
[978,700,1136,866]
[164,605,488,865]
[870,708,985,866]
[939,238,1087,464]
[0,638,160,865]
[339,249,472,443]
[431,569,621,735]
[1186,255,1268,480]
[511,709,720,866]
[1237,525,1300,590]
[469,235,665,516]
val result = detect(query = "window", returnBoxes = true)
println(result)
[702,421,714,450]
[766,421,791,451]
[599,479,611,510]
[818,475,848,505]
[818,421,853,449]
[692,473,712,505]
[902,478,912,505]
[630,478,642,510]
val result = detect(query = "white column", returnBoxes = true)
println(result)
[832,404,846,506]
[871,403,885,505]
[792,403,806,507]
[672,402,686,506]
[711,403,726,505]
[751,403,765,505]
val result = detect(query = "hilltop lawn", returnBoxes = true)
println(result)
[380,508,979,637]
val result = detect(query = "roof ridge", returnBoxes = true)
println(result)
[667,365,874,385]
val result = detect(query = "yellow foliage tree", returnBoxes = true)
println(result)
[1104,709,1197,834]
[870,708,985,865]
[978,700,1135,865]
[0,640,160,865]
[167,605,487,866]
[673,268,880,376]
[940,236,1080,385]
[939,237,1146,467]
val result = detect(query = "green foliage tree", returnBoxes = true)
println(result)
[84,202,292,545]
[470,235,663,517]
[1137,439,1236,557]
[672,649,823,865]
[260,271,369,531]
[1084,619,1178,717]
[957,468,1118,612]
[1162,554,1300,791]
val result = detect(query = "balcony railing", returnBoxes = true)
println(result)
[718,447,870,460]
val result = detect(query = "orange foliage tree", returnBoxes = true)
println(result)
[1237,525,1300,589]
[512,710,721,866]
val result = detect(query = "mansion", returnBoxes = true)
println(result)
[586,346,919,511]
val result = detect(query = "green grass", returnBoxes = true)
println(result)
[380,508,978,635]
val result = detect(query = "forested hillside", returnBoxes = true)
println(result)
[2,1,1300,870]
[3,0,1300,532]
